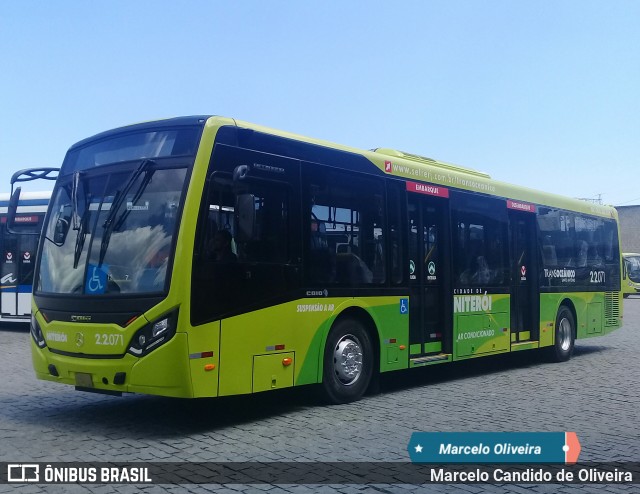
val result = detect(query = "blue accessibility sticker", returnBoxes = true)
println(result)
[408,432,581,464]
[85,263,108,294]
[400,298,409,315]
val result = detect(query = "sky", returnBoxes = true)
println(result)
[1,1,639,206]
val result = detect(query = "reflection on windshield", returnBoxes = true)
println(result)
[64,127,200,173]
[38,167,187,295]
[626,256,640,283]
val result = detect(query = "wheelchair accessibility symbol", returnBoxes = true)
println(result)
[400,298,409,315]
[85,264,108,294]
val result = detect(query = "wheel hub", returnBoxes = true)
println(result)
[333,335,363,385]
[558,317,572,351]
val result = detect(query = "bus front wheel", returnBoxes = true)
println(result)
[547,305,575,362]
[321,318,373,404]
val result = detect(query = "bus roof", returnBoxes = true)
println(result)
[67,116,210,151]
[221,116,618,221]
[62,115,618,221]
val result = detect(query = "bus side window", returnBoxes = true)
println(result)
[202,186,236,261]
[541,236,558,267]
[577,240,588,267]
[234,186,289,264]
[306,169,385,286]
[387,183,404,285]
[452,192,508,288]
[309,216,335,283]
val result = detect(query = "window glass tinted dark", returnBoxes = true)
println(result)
[451,192,508,287]
[537,208,577,267]
[201,182,289,264]
[307,169,385,285]
[387,183,404,284]
[537,207,620,289]
[191,145,299,324]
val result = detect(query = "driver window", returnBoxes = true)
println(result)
[200,183,289,264]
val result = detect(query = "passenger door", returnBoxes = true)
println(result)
[508,201,540,343]
[1,236,18,317]
[407,184,452,357]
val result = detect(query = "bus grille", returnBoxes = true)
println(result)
[605,292,620,327]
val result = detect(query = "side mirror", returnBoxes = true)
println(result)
[7,167,59,235]
[5,187,21,233]
[235,194,256,241]
[53,205,72,244]
[233,165,249,182]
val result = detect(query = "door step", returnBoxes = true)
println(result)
[510,340,539,351]
[410,353,451,366]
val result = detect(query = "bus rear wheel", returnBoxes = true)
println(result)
[547,305,575,362]
[321,318,373,404]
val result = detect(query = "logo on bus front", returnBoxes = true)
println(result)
[71,315,92,322]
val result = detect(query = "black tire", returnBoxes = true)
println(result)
[321,318,374,404]
[546,305,575,362]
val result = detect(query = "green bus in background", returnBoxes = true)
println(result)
[622,253,640,297]
[8,116,622,404]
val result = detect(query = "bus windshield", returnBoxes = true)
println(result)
[35,124,202,297]
[625,255,640,283]
[34,127,198,296]
[37,163,188,296]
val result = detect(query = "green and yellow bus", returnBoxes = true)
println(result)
[9,116,622,403]
[622,253,640,297]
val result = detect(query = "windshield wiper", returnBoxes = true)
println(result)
[71,171,82,230]
[73,199,91,269]
[98,159,155,266]
[70,173,89,268]
[112,167,156,232]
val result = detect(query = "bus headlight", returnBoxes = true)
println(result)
[127,310,178,357]
[30,314,47,349]
[152,318,168,338]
